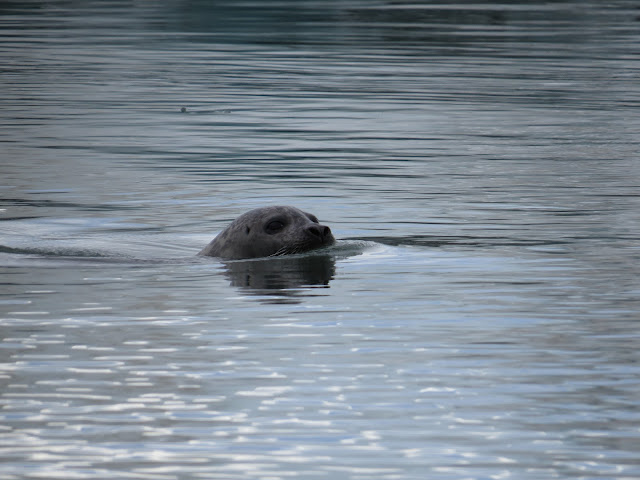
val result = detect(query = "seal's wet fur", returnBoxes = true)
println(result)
[199,206,334,260]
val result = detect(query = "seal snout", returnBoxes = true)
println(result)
[306,224,334,245]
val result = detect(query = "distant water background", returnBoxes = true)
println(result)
[1,1,639,479]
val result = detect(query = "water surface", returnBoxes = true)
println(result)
[1,1,639,479]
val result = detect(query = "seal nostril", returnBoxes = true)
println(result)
[307,225,333,242]
[307,225,323,239]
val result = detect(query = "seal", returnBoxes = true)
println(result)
[199,206,335,260]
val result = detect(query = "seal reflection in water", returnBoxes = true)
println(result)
[199,206,335,260]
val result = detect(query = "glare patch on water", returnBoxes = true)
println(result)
[236,386,293,397]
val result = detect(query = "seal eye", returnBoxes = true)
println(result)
[265,220,285,234]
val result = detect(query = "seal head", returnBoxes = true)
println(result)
[199,206,335,260]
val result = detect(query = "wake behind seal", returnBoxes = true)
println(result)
[199,206,335,260]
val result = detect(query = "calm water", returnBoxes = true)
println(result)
[2,1,640,479]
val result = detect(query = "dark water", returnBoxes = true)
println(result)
[2,1,640,479]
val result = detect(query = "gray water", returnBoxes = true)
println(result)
[2,1,640,479]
